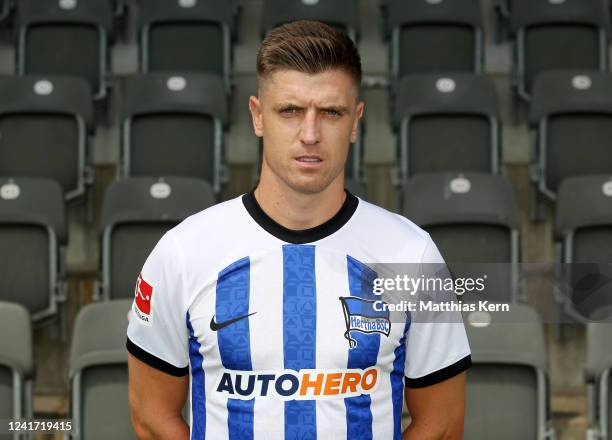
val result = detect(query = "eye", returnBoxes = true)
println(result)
[324,109,342,118]
[279,107,299,116]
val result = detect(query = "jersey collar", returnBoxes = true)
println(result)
[242,188,359,244]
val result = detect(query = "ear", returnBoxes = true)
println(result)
[249,95,264,138]
[350,101,365,143]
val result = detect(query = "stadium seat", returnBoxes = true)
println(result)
[463,303,555,440]
[0,178,67,321]
[0,76,94,200]
[555,176,612,321]
[529,70,612,216]
[138,0,234,94]
[15,0,113,100]
[98,177,216,301]
[586,313,612,440]
[392,74,500,185]
[69,299,137,439]
[260,0,360,42]
[511,0,609,103]
[402,172,521,303]
[383,0,484,81]
[119,73,228,193]
[0,302,33,425]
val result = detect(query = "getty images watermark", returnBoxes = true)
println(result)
[356,263,612,323]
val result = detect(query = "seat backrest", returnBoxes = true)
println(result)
[531,71,612,193]
[0,76,93,198]
[394,74,499,176]
[139,0,233,77]
[121,73,227,183]
[512,0,607,95]
[402,173,519,301]
[0,178,65,316]
[556,175,612,245]
[100,177,216,300]
[70,299,136,439]
[260,0,360,39]
[385,0,483,76]
[556,176,612,318]
[402,172,519,235]
[463,303,547,440]
[17,0,112,96]
[0,302,32,419]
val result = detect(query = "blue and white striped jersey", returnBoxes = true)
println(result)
[126,190,471,440]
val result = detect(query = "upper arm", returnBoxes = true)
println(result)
[125,232,191,418]
[401,235,472,437]
[404,372,467,438]
[128,352,189,418]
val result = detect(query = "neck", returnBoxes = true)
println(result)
[254,167,347,231]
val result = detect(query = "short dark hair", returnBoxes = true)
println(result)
[256,20,362,87]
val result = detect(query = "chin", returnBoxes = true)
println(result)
[286,175,340,195]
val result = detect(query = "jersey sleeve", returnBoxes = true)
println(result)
[403,235,472,388]
[126,232,189,377]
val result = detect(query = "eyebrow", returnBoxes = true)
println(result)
[274,103,350,113]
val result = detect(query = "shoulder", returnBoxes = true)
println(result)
[342,197,434,261]
[356,198,428,237]
[164,194,246,244]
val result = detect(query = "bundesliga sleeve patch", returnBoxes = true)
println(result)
[134,273,154,326]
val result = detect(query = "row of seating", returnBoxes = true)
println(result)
[4,299,612,439]
[1,172,610,326]
[0,0,610,111]
[2,68,611,215]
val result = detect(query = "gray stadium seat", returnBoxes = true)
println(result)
[463,303,554,440]
[0,302,33,431]
[69,299,137,440]
[383,0,484,81]
[138,0,234,94]
[402,172,521,303]
[15,0,113,100]
[0,178,67,321]
[119,73,228,193]
[0,76,94,200]
[529,71,612,216]
[511,0,609,103]
[586,311,612,440]
[555,176,612,321]
[392,74,500,185]
[260,0,360,42]
[99,177,216,301]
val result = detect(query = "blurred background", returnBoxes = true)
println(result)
[1,0,612,438]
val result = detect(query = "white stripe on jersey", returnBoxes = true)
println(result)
[314,247,350,440]
[250,247,285,439]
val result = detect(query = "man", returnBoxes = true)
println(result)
[127,20,471,440]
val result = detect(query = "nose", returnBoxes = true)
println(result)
[300,109,320,146]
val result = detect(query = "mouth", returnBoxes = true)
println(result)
[295,155,323,164]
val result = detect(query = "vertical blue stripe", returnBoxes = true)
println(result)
[345,255,380,440]
[391,315,411,440]
[216,257,254,440]
[283,245,317,440]
[187,311,206,440]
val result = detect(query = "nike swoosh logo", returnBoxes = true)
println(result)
[210,312,257,331]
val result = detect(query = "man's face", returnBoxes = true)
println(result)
[249,69,364,195]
